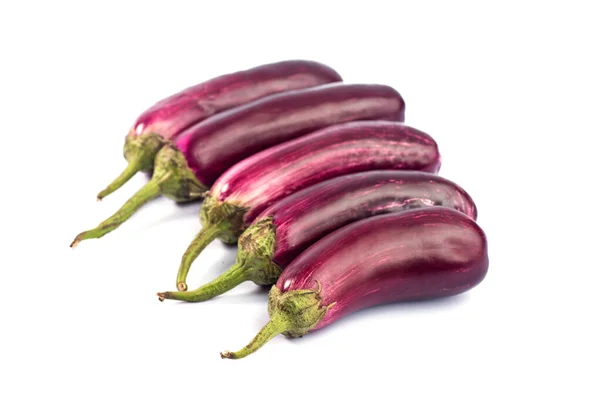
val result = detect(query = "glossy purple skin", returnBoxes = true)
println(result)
[175,83,405,186]
[212,121,440,225]
[256,170,477,267]
[278,207,488,330]
[127,60,342,140]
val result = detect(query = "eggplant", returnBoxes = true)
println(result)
[221,207,489,359]
[98,60,342,200]
[158,171,476,302]
[174,121,441,291]
[71,84,405,247]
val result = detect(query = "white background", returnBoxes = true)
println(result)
[1,1,598,399]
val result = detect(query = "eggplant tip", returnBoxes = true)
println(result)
[177,282,188,292]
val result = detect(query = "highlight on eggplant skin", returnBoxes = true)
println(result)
[158,170,477,303]
[174,120,440,292]
[73,83,405,248]
[221,207,488,359]
[97,60,343,200]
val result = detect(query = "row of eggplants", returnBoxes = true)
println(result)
[72,60,488,359]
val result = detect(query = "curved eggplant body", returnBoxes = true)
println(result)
[221,207,488,359]
[278,207,488,330]
[129,60,343,141]
[175,83,406,186]
[265,171,477,266]
[213,121,439,224]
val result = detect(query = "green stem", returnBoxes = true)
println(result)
[176,224,223,291]
[70,175,165,248]
[220,314,290,360]
[159,261,249,302]
[71,144,207,248]
[96,156,144,201]
[97,133,166,201]
[220,285,330,360]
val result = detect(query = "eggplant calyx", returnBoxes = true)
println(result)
[124,133,166,170]
[199,195,249,243]
[268,284,328,338]
[237,216,281,285]
[153,144,207,202]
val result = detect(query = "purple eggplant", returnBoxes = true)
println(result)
[174,121,441,291]
[221,207,489,359]
[71,84,405,247]
[98,60,342,200]
[158,171,475,302]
